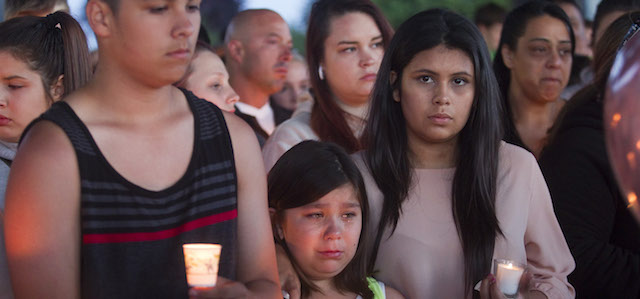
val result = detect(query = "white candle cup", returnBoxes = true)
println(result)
[493,259,526,298]
[183,243,222,288]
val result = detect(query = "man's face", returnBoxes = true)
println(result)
[239,13,293,95]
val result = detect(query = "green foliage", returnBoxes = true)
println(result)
[371,0,512,28]
[292,29,307,56]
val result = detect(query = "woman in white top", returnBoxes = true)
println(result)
[262,0,393,171]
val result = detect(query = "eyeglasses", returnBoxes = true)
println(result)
[619,17,640,51]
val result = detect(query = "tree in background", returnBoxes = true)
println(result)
[371,0,511,28]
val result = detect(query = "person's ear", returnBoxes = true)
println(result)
[227,40,245,64]
[501,46,515,69]
[50,75,64,102]
[390,71,400,103]
[87,0,114,38]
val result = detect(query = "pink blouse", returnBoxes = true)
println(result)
[353,142,575,298]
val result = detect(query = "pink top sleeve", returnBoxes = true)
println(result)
[524,154,576,298]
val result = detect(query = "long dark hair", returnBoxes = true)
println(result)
[362,8,504,296]
[268,140,372,299]
[493,1,575,147]
[306,0,393,153]
[0,11,91,102]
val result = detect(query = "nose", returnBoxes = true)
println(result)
[546,49,563,68]
[324,216,343,240]
[432,83,451,106]
[171,9,197,39]
[226,86,240,105]
[280,46,292,62]
[0,87,8,107]
[359,48,376,68]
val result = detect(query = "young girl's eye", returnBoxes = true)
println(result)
[8,84,23,90]
[342,212,357,219]
[371,42,383,49]
[419,76,433,83]
[210,83,222,91]
[452,78,467,86]
[306,212,323,219]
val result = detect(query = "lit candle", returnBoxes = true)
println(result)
[494,259,525,297]
[183,243,222,288]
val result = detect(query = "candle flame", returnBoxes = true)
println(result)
[628,193,638,209]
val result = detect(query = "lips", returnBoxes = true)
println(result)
[274,66,288,76]
[318,250,343,259]
[360,73,377,81]
[541,77,562,84]
[428,113,452,125]
[167,48,190,60]
[0,115,11,126]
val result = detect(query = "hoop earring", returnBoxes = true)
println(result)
[318,66,325,80]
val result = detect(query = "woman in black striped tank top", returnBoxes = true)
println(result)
[3,1,281,298]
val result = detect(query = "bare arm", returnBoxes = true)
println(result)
[4,121,81,299]
[223,111,280,297]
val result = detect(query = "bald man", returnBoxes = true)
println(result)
[225,9,293,146]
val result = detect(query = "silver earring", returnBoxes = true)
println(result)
[318,66,325,80]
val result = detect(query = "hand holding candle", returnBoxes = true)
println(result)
[493,259,525,298]
[183,243,222,288]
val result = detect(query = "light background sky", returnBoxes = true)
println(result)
[242,0,312,30]
[67,0,313,50]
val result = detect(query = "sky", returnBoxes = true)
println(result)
[67,0,313,50]
[243,0,312,30]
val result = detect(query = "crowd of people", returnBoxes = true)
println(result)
[0,0,639,298]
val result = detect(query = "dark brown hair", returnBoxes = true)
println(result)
[306,0,393,153]
[363,8,504,296]
[268,140,373,299]
[493,1,575,150]
[0,11,91,102]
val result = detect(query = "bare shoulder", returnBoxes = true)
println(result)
[222,111,255,142]
[4,119,81,299]
[8,119,79,203]
[17,119,76,170]
[384,285,405,299]
[221,111,261,161]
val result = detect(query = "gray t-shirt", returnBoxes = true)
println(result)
[0,140,16,298]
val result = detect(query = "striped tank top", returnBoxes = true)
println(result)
[32,89,238,298]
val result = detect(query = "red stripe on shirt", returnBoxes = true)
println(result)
[82,209,238,244]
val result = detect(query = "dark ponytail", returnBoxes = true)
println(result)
[0,11,91,101]
[54,12,92,94]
